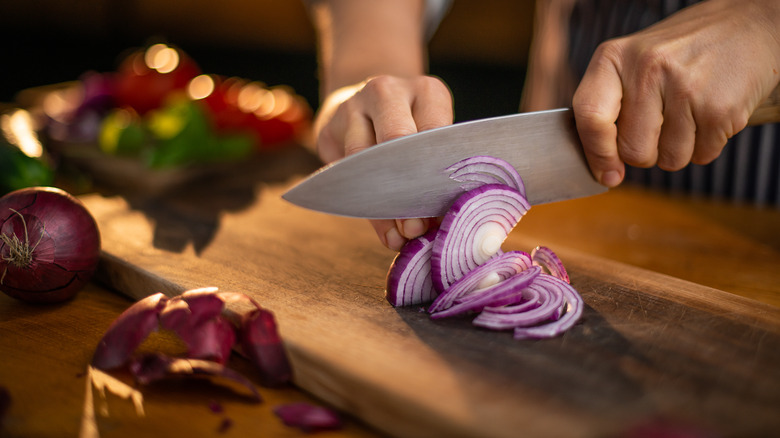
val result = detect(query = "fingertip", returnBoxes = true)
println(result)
[384,226,407,251]
[598,169,623,188]
[397,218,427,239]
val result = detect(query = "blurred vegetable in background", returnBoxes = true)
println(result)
[41,42,312,170]
[1,110,54,196]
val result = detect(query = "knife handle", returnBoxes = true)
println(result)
[748,83,780,126]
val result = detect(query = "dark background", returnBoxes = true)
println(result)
[0,0,533,123]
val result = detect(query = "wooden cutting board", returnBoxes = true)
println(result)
[80,148,780,438]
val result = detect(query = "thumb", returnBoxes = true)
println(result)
[572,55,626,188]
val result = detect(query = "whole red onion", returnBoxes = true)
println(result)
[0,187,101,303]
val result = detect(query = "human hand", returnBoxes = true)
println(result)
[313,74,453,250]
[572,0,780,187]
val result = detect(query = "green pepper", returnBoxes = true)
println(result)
[144,97,252,168]
[0,140,55,196]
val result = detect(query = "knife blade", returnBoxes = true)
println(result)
[282,108,605,219]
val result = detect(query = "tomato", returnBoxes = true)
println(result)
[114,44,201,115]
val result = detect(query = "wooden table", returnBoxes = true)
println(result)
[1,146,779,437]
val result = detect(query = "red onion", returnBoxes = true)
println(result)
[431,184,530,292]
[0,187,101,303]
[386,155,584,340]
[531,246,570,283]
[385,228,438,307]
[472,275,566,330]
[431,266,541,319]
[446,155,526,197]
[273,402,343,433]
[428,250,533,313]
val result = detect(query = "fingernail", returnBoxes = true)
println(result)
[600,170,622,188]
[384,227,407,251]
[399,218,425,239]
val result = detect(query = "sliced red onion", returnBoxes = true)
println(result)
[470,273,584,338]
[92,292,169,370]
[431,266,541,319]
[531,246,570,283]
[273,402,343,433]
[128,353,262,402]
[428,250,533,313]
[446,155,526,198]
[512,275,584,339]
[473,275,565,330]
[385,229,438,307]
[431,184,530,292]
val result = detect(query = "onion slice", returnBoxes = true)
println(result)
[385,229,438,307]
[511,275,584,339]
[446,155,526,198]
[431,184,530,292]
[473,275,566,330]
[431,266,541,319]
[385,155,585,340]
[531,246,570,283]
[428,250,533,313]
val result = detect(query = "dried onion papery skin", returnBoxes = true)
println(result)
[92,292,169,370]
[446,155,526,197]
[431,266,541,319]
[428,250,533,313]
[385,229,438,307]
[159,287,236,364]
[531,246,570,283]
[129,353,262,402]
[273,402,343,433]
[240,307,293,387]
[0,187,101,303]
[431,184,530,293]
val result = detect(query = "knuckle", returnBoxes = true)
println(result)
[656,151,688,171]
[617,136,656,167]
[572,102,615,133]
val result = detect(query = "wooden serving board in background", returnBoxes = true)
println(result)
[79,148,780,438]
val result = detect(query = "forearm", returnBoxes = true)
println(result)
[310,0,428,98]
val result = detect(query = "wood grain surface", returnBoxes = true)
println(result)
[70,147,780,438]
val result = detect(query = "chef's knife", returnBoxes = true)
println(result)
[283,108,601,219]
[283,91,780,219]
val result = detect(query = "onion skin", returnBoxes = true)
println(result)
[273,402,343,433]
[92,288,293,387]
[129,353,263,402]
[0,187,101,303]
